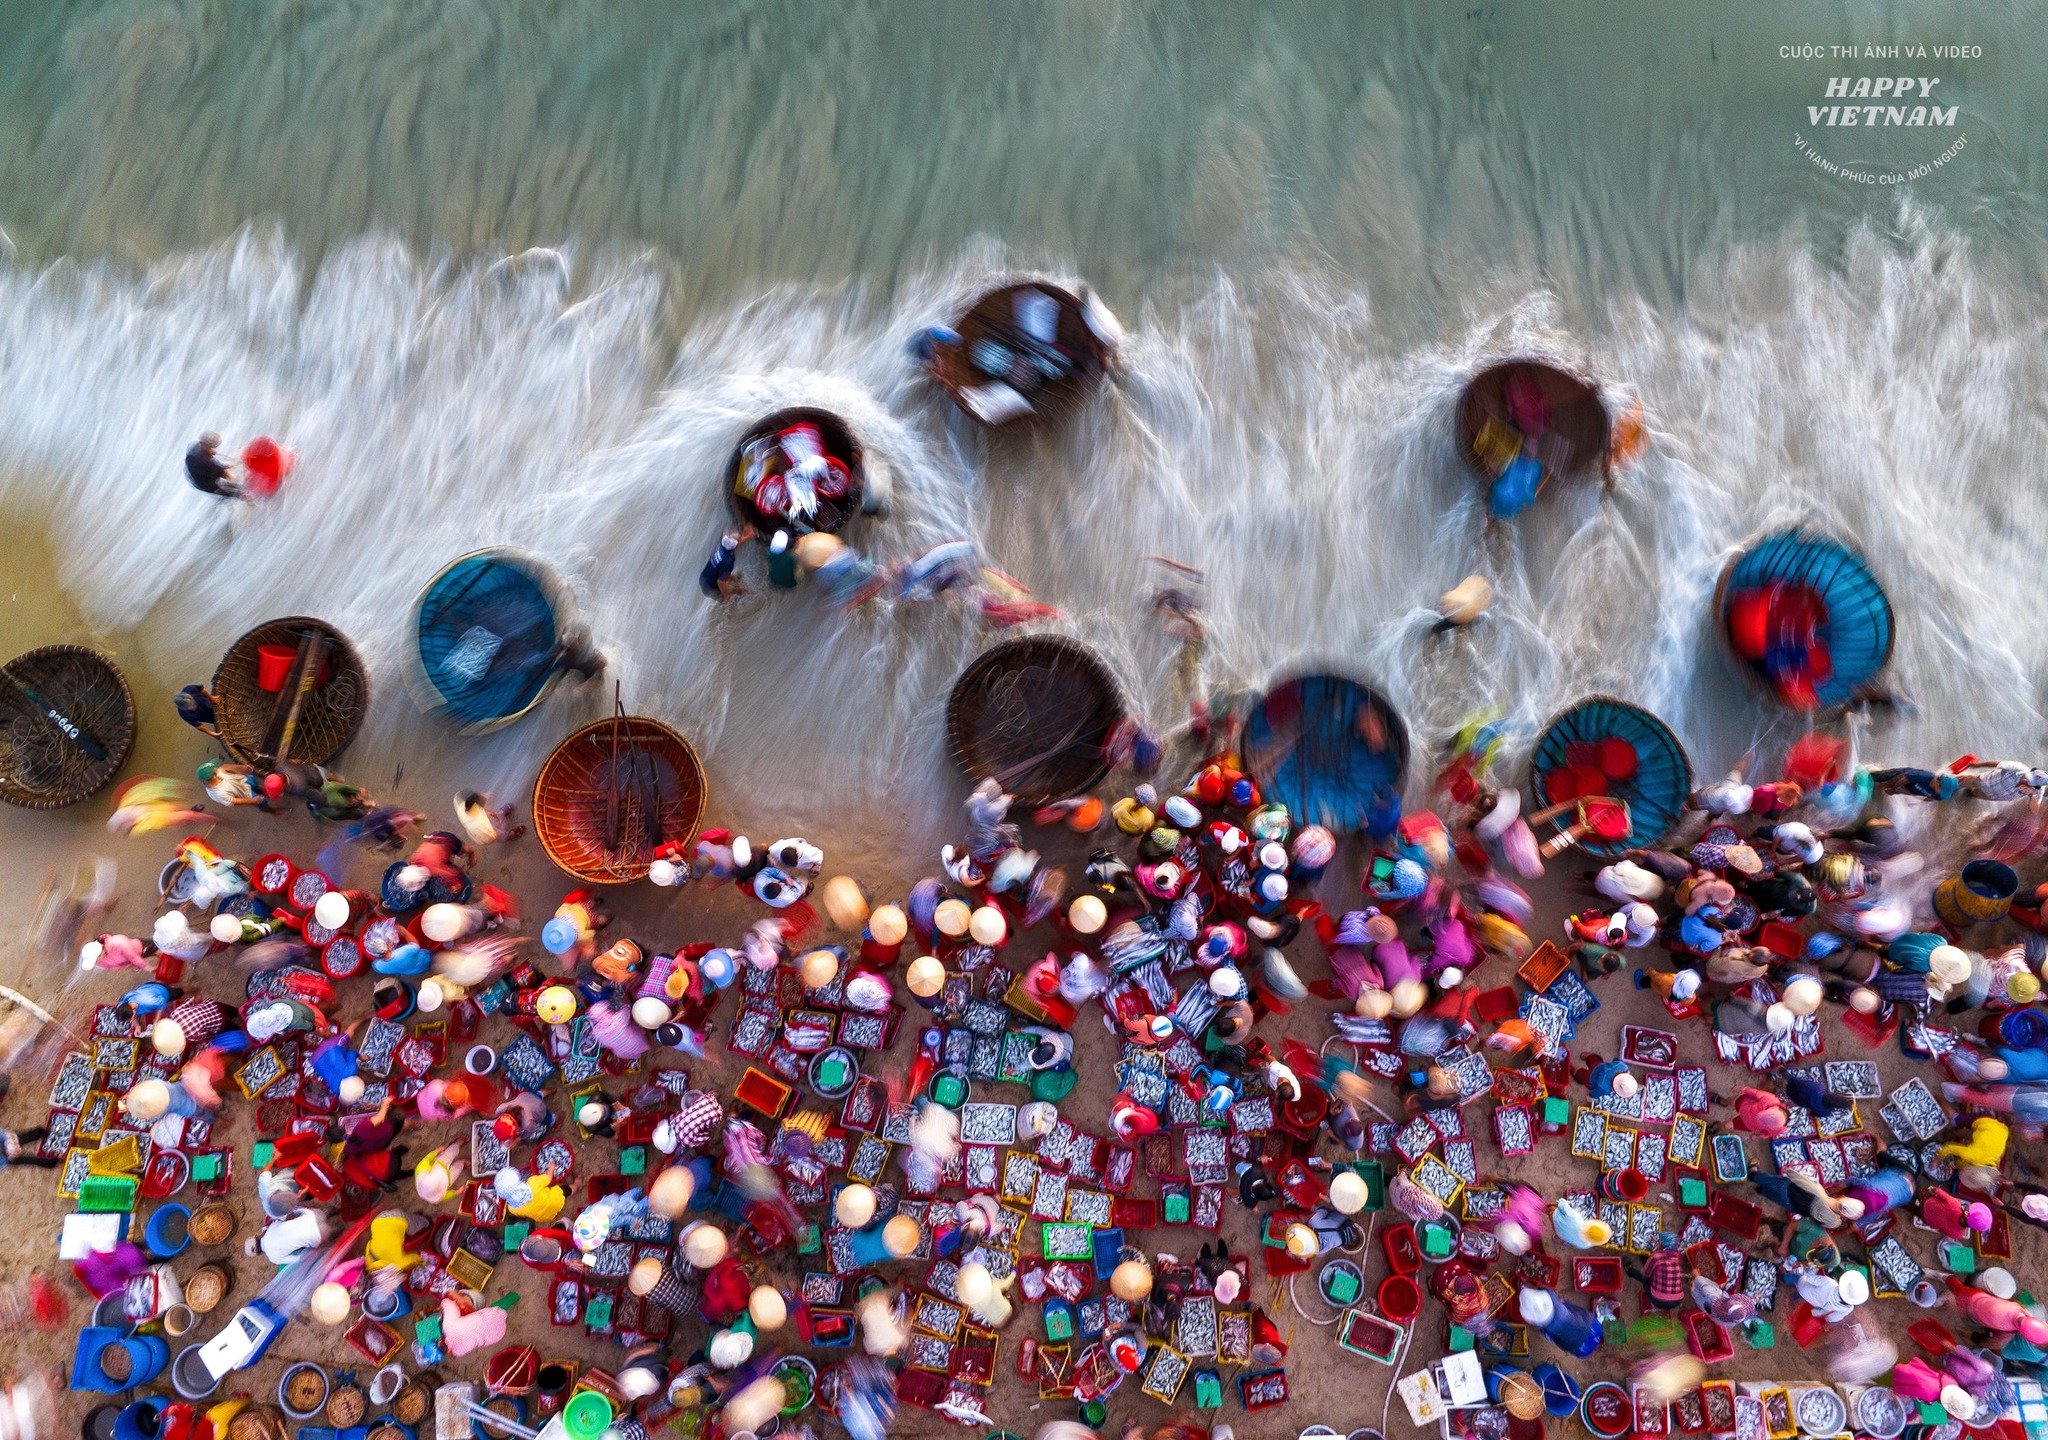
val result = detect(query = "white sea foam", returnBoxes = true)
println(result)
[0,219,2043,870]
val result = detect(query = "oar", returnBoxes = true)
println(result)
[263,632,329,762]
[1,664,107,763]
[603,685,623,853]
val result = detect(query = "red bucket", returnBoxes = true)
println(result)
[256,643,332,692]
[1377,1273,1422,1324]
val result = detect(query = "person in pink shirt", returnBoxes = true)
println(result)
[1733,1087,1791,1138]
[416,1076,489,1123]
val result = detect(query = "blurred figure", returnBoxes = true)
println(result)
[108,776,211,834]
[2,1117,59,1170]
[456,792,525,847]
[184,431,244,498]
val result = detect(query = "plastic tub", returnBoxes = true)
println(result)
[279,1364,330,1419]
[145,1204,192,1259]
[561,1393,614,1440]
[1376,1273,1421,1323]
[171,1345,221,1400]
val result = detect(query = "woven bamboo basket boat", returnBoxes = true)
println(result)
[1456,360,1609,504]
[924,281,1116,427]
[946,636,1124,806]
[1242,673,1410,835]
[213,617,367,766]
[410,549,590,733]
[1714,527,1894,712]
[0,644,136,808]
[728,407,869,536]
[533,707,706,884]
[1529,695,1693,858]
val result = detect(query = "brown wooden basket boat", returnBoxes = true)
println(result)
[213,616,368,766]
[925,281,1115,427]
[533,709,707,884]
[947,636,1124,807]
[1455,360,1609,488]
[728,407,868,535]
[0,644,137,809]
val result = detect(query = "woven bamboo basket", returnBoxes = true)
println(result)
[1456,360,1609,487]
[0,644,136,809]
[946,636,1124,807]
[925,281,1114,427]
[533,713,706,884]
[727,407,868,535]
[212,616,368,766]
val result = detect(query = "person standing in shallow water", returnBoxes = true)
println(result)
[185,432,245,499]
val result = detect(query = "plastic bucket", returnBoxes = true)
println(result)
[1935,860,2018,927]
[1597,1168,1649,1203]
[256,644,331,693]
[1377,1273,1422,1323]
[145,1204,192,1259]
[112,1400,167,1440]
[1534,1363,1582,1417]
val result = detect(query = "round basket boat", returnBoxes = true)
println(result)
[924,281,1116,427]
[1529,696,1692,858]
[946,636,1124,807]
[1242,674,1410,835]
[410,549,587,732]
[1456,360,1609,516]
[213,617,367,766]
[0,645,136,809]
[533,714,707,884]
[1715,528,1893,711]
[728,407,868,536]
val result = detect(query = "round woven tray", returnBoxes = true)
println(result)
[392,1380,436,1427]
[946,636,1123,806]
[283,1366,330,1415]
[325,1385,368,1428]
[183,1262,230,1312]
[187,1203,237,1247]
[0,645,137,809]
[533,715,707,884]
[213,616,368,766]
[226,1408,289,1440]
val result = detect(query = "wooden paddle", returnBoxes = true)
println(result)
[262,632,329,762]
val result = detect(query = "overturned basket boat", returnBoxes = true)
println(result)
[728,407,869,536]
[1529,696,1691,858]
[533,709,707,884]
[1716,528,1893,712]
[922,281,1118,427]
[410,549,594,733]
[213,617,367,767]
[0,644,137,809]
[1457,360,1610,519]
[947,636,1124,807]
[1242,674,1410,836]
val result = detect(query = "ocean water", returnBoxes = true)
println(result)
[3,0,2047,871]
